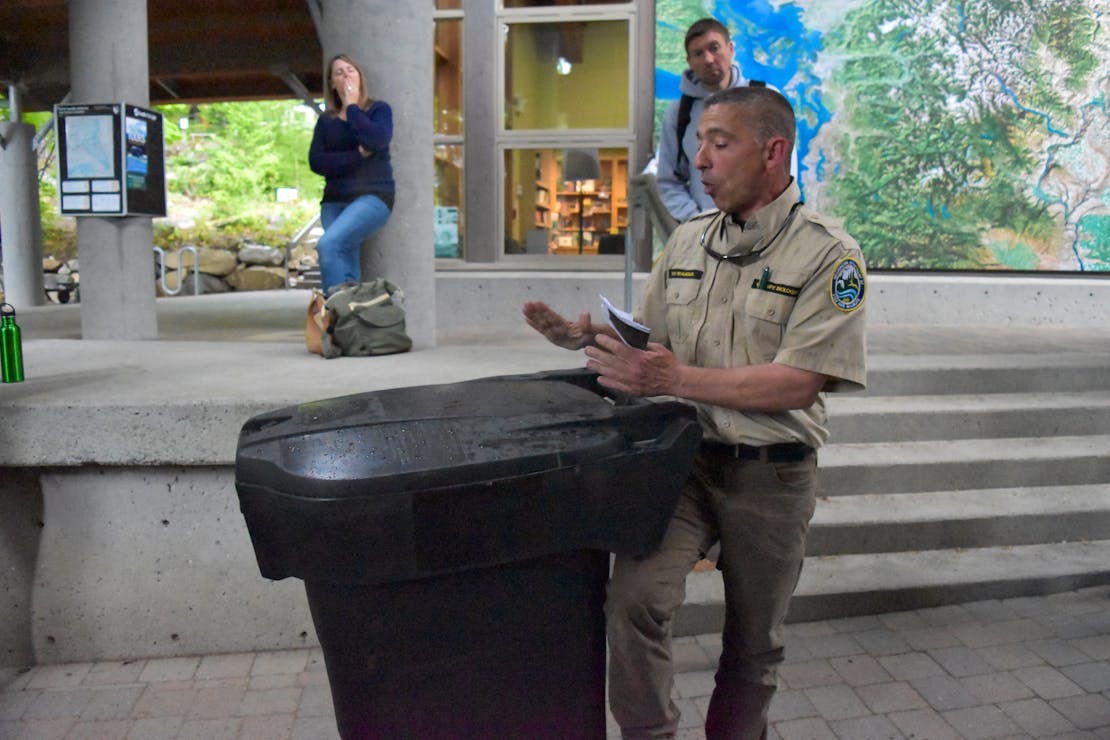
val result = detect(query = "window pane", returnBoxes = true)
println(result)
[504,20,628,130]
[435,145,464,258]
[435,0,462,10]
[504,147,628,256]
[435,19,463,135]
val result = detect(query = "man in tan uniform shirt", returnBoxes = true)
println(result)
[524,86,866,739]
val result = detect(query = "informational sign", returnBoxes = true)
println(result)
[434,205,459,258]
[55,102,166,217]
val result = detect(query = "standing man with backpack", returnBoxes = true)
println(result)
[655,18,790,224]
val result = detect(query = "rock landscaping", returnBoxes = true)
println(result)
[29,240,322,303]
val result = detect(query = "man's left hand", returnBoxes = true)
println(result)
[584,334,681,397]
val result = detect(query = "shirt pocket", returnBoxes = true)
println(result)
[664,277,702,346]
[740,277,800,365]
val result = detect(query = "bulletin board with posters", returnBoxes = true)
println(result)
[55,102,166,217]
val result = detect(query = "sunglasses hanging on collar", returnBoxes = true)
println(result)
[700,201,803,264]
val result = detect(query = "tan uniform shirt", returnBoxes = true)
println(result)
[637,181,867,448]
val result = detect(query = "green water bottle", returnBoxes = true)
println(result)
[1,302,24,383]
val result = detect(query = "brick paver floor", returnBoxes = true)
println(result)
[2,586,1107,739]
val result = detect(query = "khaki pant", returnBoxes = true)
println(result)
[605,448,817,739]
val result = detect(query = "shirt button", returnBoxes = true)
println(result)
[720,297,728,303]
[714,340,721,347]
[768,309,776,316]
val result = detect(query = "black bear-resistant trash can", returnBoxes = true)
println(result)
[235,369,701,739]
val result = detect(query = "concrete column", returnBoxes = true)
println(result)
[68,0,157,339]
[321,0,436,348]
[0,121,46,307]
[632,0,656,273]
[462,1,497,263]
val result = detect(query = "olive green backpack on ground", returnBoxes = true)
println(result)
[311,278,413,358]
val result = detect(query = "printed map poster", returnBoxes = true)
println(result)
[55,102,166,217]
[63,115,116,179]
[56,103,123,215]
[655,0,1109,272]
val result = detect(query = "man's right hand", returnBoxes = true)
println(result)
[523,301,595,350]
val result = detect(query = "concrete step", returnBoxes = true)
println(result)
[827,391,1110,443]
[864,353,1110,396]
[818,434,1110,496]
[669,347,1110,638]
[290,268,321,290]
[675,540,1110,635]
[807,483,1110,555]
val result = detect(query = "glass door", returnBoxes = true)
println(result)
[497,4,636,261]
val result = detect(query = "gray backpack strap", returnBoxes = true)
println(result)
[673,94,696,182]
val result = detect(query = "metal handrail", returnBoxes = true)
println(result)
[284,213,321,289]
[628,173,679,243]
[153,246,200,296]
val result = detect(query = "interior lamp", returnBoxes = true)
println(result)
[563,148,601,254]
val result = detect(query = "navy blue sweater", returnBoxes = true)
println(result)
[308,101,395,207]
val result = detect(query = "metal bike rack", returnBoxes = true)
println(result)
[153,246,200,296]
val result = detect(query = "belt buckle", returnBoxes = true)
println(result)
[731,444,759,461]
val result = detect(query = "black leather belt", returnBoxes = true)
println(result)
[700,440,813,463]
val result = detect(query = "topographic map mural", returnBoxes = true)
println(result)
[655,0,1110,271]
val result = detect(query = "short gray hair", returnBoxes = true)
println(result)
[705,86,796,152]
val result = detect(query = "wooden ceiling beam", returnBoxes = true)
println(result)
[0,0,322,112]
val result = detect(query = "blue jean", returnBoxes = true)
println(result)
[318,194,391,293]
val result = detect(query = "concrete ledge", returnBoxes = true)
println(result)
[12,272,1110,342]
[435,270,647,340]
[0,337,574,467]
[866,273,1110,328]
[434,271,1110,336]
[31,467,314,664]
[0,333,577,665]
[3,274,1108,665]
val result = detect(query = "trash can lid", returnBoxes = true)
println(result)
[238,373,643,497]
[235,369,702,583]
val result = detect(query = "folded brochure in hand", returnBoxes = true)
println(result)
[600,294,650,350]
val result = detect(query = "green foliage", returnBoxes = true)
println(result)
[989,237,1041,270]
[821,0,1102,270]
[40,207,77,261]
[28,99,323,257]
[161,100,323,217]
[1037,3,1101,93]
[18,113,80,261]
[1078,214,1110,270]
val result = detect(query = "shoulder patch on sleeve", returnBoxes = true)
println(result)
[830,257,866,312]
